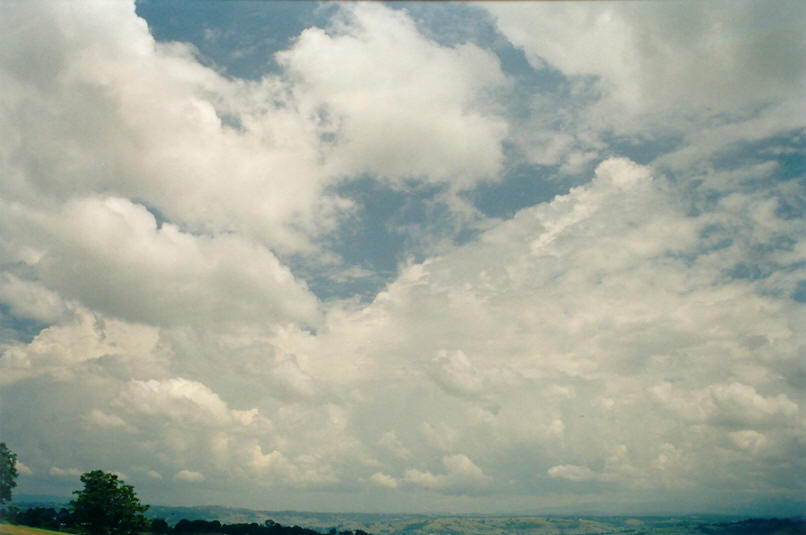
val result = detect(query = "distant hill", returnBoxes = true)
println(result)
[141,506,806,535]
[11,495,69,507]
[11,497,805,535]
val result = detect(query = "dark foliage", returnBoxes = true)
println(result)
[7,506,72,530]
[0,442,18,505]
[70,470,149,535]
[151,518,171,534]
[168,518,372,535]
[699,518,806,535]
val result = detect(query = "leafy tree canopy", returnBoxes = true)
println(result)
[0,442,18,505]
[70,470,149,535]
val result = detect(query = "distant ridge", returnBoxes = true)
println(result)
[11,495,69,506]
[11,497,804,535]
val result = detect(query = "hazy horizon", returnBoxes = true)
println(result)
[1,0,804,518]
[11,492,804,519]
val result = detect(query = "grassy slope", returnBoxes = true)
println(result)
[0,526,64,535]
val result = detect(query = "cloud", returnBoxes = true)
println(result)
[429,350,487,397]
[246,444,338,487]
[120,378,260,426]
[174,470,205,483]
[650,382,799,426]
[1,196,320,328]
[277,3,508,187]
[709,383,798,424]
[378,431,411,460]
[369,472,398,489]
[487,2,806,181]
[286,154,804,501]
[729,430,768,454]
[547,465,596,482]
[16,461,33,476]
[49,467,83,477]
[85,409,135,433]
[0,0,803,515]
[0,309,159,385]
[0,0,344,255]
[404,454,488,491]
[487,1,806,112]
[0,274,69,324]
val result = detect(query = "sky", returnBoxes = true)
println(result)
[1,0,805,517]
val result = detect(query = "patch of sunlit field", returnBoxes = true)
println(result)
[0,526,65,535]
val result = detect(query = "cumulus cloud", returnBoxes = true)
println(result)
[369,472,398,489]
[547,465,596,482]
[709,383,798,424]
[0,274,69,324]
[246,444,338,487]
[0,309,159,385]
[85,409,136,433]
[49,467,83,477]
[487,1,806,112]
[650,382,800,426]
[0,196,320,328]
[0,0,803,515]
[403,454,488,491]
[120,378,260,426]
[487,1,806,180]
[429,350,488,398]
[378,431,411,460]
[0,0,359,259]
[16,461,33,476]
[284,155,804,502]
[729,430,769,454]
[277,3,508,187]
[174,470,205,483]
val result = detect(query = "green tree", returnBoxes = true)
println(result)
[149,518,169,534]
[0,442,18,505]
[70,470,149,535]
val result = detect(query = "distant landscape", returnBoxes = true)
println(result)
[8,498,805,535]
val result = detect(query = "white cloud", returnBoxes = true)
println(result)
[378,431,411,460]
[246,444,338,487]
[0,0,803,514]
[429,350,487,398]
[277,3,508,187]
[547,465,596,482]
[282,154,804,501]
[174,470,205,483]
[85,408,135,433]
[487,1,806,181]
[0,274,69,324]
[0,0,344,255]
[120,378,259,426]
[404,454,488,491]
[15,461,33,476]
[369,472,398,489]
[650,382,799,426]
[1,196,320,328]
[49,467,83,477]
[709,383,798,424]
[729,430,768,454]
[0,309,159,384]
[3,149,801,508]
[487,1,806,112]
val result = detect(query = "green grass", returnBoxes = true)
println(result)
[0,525,65,535]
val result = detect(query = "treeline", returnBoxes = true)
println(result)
[170,519,370,535]
[7,507,372,535]
[4,507,71,530]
